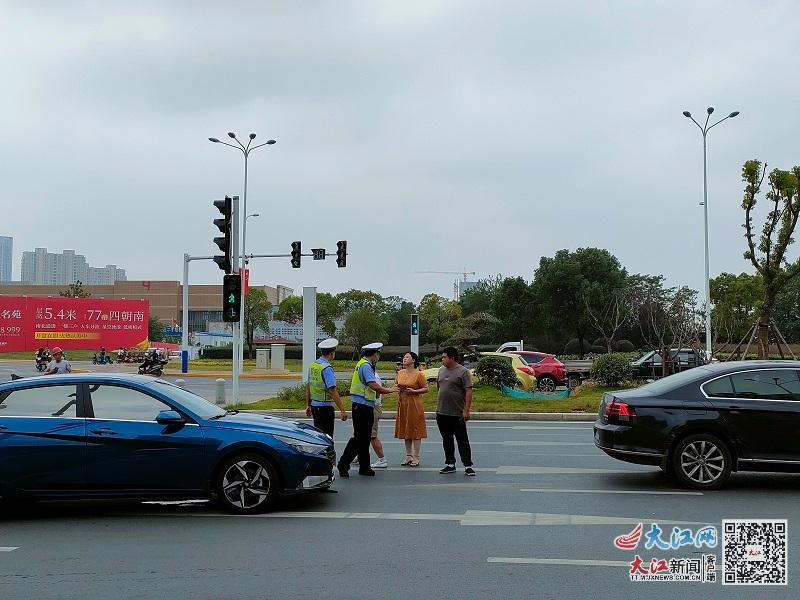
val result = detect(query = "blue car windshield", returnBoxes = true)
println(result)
[151,380,227,419]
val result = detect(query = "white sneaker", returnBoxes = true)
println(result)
[371,457,388,468]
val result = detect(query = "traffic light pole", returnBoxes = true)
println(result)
[230,197,240,405]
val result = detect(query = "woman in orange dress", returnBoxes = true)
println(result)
[394,352,428,466]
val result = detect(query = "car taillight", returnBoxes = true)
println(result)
[605,400,636,418]
[518,366,534,375]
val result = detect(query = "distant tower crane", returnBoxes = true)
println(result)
[416,269,477,300]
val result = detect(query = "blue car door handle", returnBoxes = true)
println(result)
[0,425,7,431]
[90,427,118,436]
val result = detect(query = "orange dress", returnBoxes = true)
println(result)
[394,369,427,440]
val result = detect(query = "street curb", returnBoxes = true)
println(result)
[240,409,596,422]
[162,371,302,380]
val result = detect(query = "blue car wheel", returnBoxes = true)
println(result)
[215,453,278,514]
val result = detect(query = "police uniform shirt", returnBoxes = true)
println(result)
[311,357,338,407]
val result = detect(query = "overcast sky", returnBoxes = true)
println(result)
[2,1,798,303]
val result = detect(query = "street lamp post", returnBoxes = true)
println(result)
[209,133,276,397]
[683,107,739,358]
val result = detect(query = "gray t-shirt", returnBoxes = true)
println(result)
[436,364,473,416]
[46,359,72,374]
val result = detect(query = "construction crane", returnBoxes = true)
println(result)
[416,269,477,300]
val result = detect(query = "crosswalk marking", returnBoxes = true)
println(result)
[0,547,19,552]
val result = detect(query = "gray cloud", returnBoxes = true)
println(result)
[1,0,798,302]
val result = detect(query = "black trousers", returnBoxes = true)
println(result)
[436,414,473,467]
[311,405,335,437]
[338,403,374,472]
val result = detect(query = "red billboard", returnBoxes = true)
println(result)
[0,296,149,352]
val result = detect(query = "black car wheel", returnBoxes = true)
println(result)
[215,452,278,514]
[671,434,731,490]
[537,376,556,392]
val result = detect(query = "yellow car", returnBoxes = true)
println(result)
[422,352,536,391]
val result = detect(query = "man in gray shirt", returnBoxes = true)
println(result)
[436,346,475,476]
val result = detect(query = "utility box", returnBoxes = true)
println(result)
[269,344,288,374]
[256,348,270,371]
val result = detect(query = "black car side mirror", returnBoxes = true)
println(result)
[156,410,185,425]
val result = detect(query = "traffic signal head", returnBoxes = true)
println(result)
[222,274,242,322]
[291,241,301,268]
[336,240,347,268]
[411,313,419,336]
[213,197,233,273]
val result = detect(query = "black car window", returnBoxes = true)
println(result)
[89,384,171,421]
[523,354,544,364]
[729,370,800,401]
[0,385,79,417]
[703,376,734,398]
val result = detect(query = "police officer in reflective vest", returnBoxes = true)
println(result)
[337,342,398,477]
[305,338,348,436]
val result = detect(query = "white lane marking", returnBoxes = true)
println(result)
[522,453,607,457]
[0,547,19,552]
[497,466,648,475]
[488,557,629,567]
[145,510,703,527]
[519,488,702,496]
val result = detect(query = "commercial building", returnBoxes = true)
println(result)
[20,247,126,285]
[0,280,291,334]
[0,236,11,282]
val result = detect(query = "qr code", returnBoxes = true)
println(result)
[722,519,787,585]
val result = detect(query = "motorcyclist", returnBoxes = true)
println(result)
[45,347,72,375]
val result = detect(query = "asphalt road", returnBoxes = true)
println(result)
[2,420,798,599]
[0,360,297,403]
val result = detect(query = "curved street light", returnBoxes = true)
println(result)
[209,132,276,395]
[683,107,739,357]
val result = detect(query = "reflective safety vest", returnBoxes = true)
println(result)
[350,358,378,404]
[309,361,334,404]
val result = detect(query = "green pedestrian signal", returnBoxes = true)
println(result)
[410,313,419,336]
[223,274,242,322]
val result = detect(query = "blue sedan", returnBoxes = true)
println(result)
[0,373,335,513]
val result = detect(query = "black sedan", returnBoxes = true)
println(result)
[594,360,800,490]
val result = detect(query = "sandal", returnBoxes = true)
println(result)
[409,459,420,467]
[401,456,413,466]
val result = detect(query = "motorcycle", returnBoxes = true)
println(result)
[138,350,168,377]
[35,351,51,372]
[92,353,113,365]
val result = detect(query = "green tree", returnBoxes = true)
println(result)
[418,293,462,353]
[445,311,501,352]
[710,272,763,344]
[741,160,800,357]
[459,275,502,315]
[60,281,91,298]
[244,288,272,357]
[773,276,800,342]
[148,316,164,342]
[274,292,341,336]
[385,296,416,346]
[531,248,627,357]
[491,277,536,341]
[340,307,388,357]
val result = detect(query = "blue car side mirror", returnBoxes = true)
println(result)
[156,410,185,425]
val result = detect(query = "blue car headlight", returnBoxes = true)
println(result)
[274,434,329,456]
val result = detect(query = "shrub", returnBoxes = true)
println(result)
[593,337,609,348]
[275,383,306,404]
[591,345,608,355]
[614,339,635,352]
[590,353,633,387]
[474,355,518,389]
[563,338,592,355]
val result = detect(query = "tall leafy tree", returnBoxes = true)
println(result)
[385,296,417,346]
[773,276,800,343]
[340,308,388,358]
[741,160,800,357]
[532,248,627,357]
[148,316,164,342]
[244,288,272,357]
[274,292,341,336]
[490,277,535,341]
[709,272,762,344]
[459,275,503,315]
[418,293,462,353]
